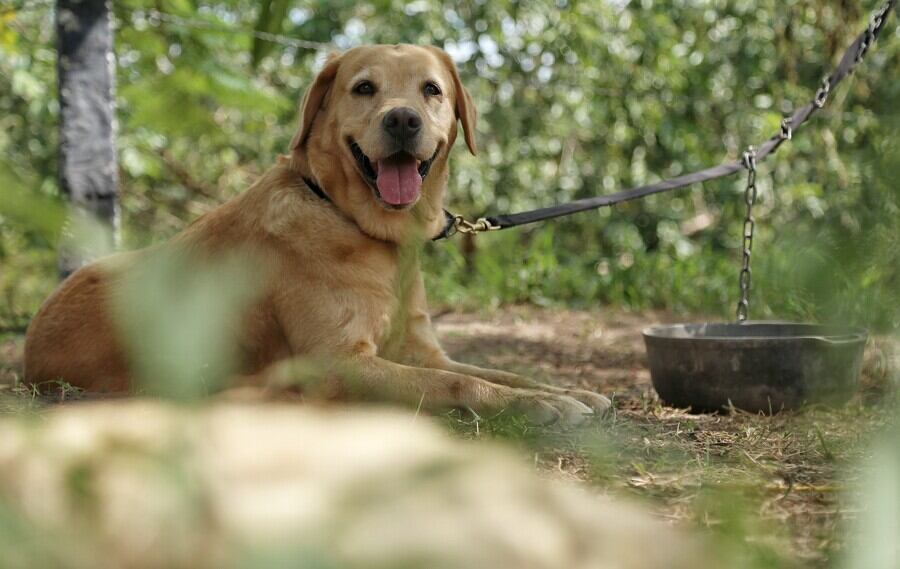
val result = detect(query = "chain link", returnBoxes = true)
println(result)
[813,77,831,109]
[736,147,758,322]
[779,117,793,140]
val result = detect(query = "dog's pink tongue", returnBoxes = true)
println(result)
[376,156,421,205]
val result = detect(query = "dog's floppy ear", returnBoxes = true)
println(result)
[290,52,343,151]
[429,47,477,155]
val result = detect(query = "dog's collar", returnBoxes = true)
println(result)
[432,210,457,241]
[303,176,332,203]
[302,175,454,242]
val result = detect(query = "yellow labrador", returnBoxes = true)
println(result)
[25,45,610,425]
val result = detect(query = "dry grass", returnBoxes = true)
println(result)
[433,307,896,568]
[1,306,896,568]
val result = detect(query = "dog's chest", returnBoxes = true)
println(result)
[333,243,403,344]
[277,234,404,352]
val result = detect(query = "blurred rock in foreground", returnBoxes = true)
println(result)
[0,402,721,569]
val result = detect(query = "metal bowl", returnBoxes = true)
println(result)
[642,322,867,413]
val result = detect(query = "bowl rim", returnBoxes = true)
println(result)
[642,321,868,343]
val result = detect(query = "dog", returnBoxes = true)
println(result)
[24,45,610,425]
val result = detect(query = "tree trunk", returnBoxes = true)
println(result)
[56,0,119,278]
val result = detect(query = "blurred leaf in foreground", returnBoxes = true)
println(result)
[111,248,261,399]
[0,163,65,243]
[845,419,900,569]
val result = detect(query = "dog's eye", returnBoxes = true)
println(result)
[353,80,376,95]
[423,81,442,97]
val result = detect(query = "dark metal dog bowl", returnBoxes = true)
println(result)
[642,322,867,413]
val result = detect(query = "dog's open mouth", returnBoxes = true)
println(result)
[349,140,439,208]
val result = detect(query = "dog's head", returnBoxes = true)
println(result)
[289,45,476,240]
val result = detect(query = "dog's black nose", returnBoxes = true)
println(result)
[382,107,422,143]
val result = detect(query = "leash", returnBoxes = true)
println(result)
[436,0,895,240]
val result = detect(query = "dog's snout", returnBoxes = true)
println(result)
[382,107,422,142]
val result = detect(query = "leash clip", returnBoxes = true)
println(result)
[453,216,499,235]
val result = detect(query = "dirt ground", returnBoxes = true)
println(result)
[435,307,895,568]
[1,306,896,568]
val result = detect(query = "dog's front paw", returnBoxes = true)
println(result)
[508,391,593,427]
[562,389,612,416]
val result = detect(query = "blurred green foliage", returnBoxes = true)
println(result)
[113,248,261,398]
[0,0,898,330]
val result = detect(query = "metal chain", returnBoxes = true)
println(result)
[815,0,892,109]
[140,8,332,51]
[4,3,334,50]
[736,147,757,322]
[734,0,893,321]
[857,1,893,63]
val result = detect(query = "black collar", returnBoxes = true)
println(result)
[303,176,332,203]
[302,176,455,242]
[432,210,457,241]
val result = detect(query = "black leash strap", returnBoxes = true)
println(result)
[438,0,895,239]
